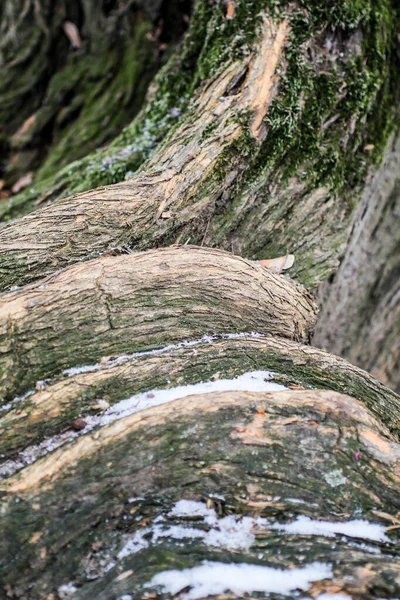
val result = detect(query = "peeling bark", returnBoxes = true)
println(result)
[0,17,292,288]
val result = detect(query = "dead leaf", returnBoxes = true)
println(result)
[11,172,33,194]
[12,113,37,142]
[161,211,172,219]
[371,510,400,525]
[0,180,5,191]
[114,570,133,582]
[226,0,235,19]
[63,21,82,49]
[363,144,375,152]
[258,254,295,273]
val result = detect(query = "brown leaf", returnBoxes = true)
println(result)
[226,0,235,19]
[63,21,82,49]
[258,254,295,272]
[161,211,172,219]
[371,510,400,525]
[363,144,375,152]
[12,113,37,142]
[11,172,33,194]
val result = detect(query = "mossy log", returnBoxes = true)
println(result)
[0,0,399,389]
[0,246,317,400]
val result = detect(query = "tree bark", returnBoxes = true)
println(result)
[314,130,400,394]
[0,247,317,400]
[0,1,400,598]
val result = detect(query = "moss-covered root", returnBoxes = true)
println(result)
[1,389,400,599]
[0,246,317,400]
[2,335,400,467]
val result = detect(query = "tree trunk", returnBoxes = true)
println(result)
[313,130,400,394]
[1,1,400,598]
[0,0,189,192]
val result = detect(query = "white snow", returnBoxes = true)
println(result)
[0,429,78,480]
[112,503,389,573]
[144,560,333,599]
[169,499,214,519]
[62,332,262,377]
[57,582,77,599]
[271,516,389,542]
[117,529,151,559]
[0,389,35,413]
[116,501,267,561]
[83,370,287,430]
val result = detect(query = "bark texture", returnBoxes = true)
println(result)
[314,130,400,393]
[2,334,400,475]
[0,247,317,400]
[0,1,399,597]
[1,389,400,599]
[0,245,399,599]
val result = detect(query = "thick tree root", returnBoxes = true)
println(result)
[0,246,317,400]
[1,335,399,467]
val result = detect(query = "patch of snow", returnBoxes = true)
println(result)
[144,560,333,599]
[270,516,389,542]
[62,332,262,377]
[0,389,35,413]
[153,525,206,542]
[115,500,267,565]
[83,370,287,430]
[57,583,77,599]
[0,430,78,481]
[169,499,216,520]
[347,541,381,554]
[206,514,262,550]
[117,529,151,559]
